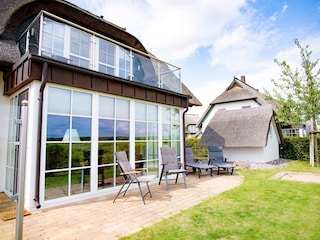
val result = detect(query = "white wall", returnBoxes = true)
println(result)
[0,72,10,192]
[223,147,264,163]
[24,82,41,211]
[262,119,280,162]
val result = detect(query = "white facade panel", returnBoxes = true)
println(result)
[0,72,10,192]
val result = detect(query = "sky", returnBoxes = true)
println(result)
[69,0,320,115]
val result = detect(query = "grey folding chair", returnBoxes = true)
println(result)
[159,147,187,190]
[208,146,235,175]
[113,151,155,204]
[185,147,214,178]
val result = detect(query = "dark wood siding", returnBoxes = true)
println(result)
[3,55,189,108]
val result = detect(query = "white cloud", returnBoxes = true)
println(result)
[68,0,320,116]
[70,0,247,61]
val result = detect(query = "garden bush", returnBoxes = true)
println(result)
[186,136,320,161]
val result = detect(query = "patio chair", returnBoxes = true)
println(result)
[113,151,155,204]
[185,148,214,178]
[208,146,235,175]
[159,147,187,190]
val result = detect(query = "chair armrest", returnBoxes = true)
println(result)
[120,171,141,175]
[135,168,147,171]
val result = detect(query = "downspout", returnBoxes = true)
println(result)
[34,61,48,209]
[182,106,189,169]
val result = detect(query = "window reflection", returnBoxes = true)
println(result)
[172,124,180,140]
[99,119,114,141]
[71,169,90,195]
[148,104,158,122]
[47,115,70,141]
[148,122,158,140]
[162,124,171,140]
[162,107,171,123]
[116,120,129,140]
[135,102,146,121]
[72,117,91,141]
[48,87,71,114]
[99,96,114,118]
[135,122,146,140]
[98,143,114,164]
[71,143,91,167]
[72,91,92,116]
[116,99,129,119]
[98,165,114,189]
[45,171,68,200]
[148,142,158,160]
[135,142,146,161]
[46,143,69,170]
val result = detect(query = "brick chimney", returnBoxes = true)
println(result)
[240,75,246,83]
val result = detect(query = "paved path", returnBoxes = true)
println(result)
[271,171,320,184]
[0,173,243,240]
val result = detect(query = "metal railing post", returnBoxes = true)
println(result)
[15,100,28,240]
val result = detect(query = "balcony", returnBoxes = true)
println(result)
[17,11,181,93]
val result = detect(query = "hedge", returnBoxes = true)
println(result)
[186,136,318,161]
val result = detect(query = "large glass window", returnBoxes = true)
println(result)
[97,96,130,190]
[119,47,131,79]
[162,107,181,158]
[70,28,91,68]
[135,102,159,175]
[99,39,116,76]
[45,87,92,200]
[42,17,65,58]
[44,86,182,201]
[5,90,29,195]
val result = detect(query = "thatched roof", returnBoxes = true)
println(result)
[210,78,269,105]
[0,40,20,68]
[182,83,202,107]
[199,105,274,147]
[0,0,148,66]
[185,114,200,126]
[198,78,274,127]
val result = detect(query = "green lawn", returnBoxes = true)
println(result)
[121,161,320,240]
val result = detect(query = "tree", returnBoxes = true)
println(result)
[265,39,320,166]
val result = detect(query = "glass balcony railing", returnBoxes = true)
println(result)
[17,11,181,93]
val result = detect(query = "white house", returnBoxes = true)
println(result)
[0,0,201,211]
[198,76,283,163]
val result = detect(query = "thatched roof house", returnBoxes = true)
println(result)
[198,76,282,163]
[198,76,272,128]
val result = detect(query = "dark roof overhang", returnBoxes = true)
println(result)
[3,53,189,108]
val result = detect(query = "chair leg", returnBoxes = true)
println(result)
[159,166,165,185]
[182,172,187,188]
[175,173,179,184]
[165,174,169,191]
[113,182,127,203]
[137,182,146,205]
[145,182,152,198]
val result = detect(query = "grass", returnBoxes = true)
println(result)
[121,161,320,240]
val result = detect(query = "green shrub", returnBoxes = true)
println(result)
[185,138,207,157]
[187,136,320,161]
[280,137,310,160]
